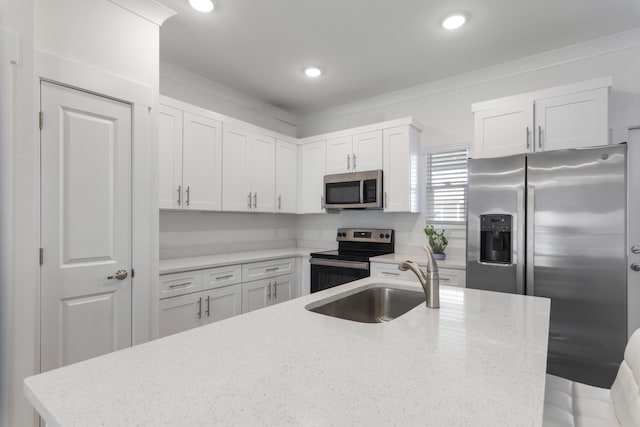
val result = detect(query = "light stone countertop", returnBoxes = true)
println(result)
[371,252,467,269]
[24,278,550,427]
[159,247,324,275]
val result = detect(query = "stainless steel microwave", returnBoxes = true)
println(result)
[323,170,383,210]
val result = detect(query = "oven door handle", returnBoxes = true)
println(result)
[309,258,370,271]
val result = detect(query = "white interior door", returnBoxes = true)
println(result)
[40,81,132,372]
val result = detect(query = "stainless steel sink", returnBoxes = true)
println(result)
[306,284,425,323]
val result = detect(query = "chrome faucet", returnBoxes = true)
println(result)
[398,245,440,309]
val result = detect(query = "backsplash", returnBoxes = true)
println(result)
[159,211,297,259]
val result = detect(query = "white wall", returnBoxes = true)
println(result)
[3,0,169,425]
[160,61,297,137]
[294,29,640,255]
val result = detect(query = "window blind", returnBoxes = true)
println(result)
[425,147,468,223]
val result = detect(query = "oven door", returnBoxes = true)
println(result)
[310,258,370,293]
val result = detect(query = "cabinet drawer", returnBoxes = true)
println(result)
[242,257,295,282]
[201,264,242,291]
[439,268,466,287]
[159,271,202,299]
[371,262,417,281]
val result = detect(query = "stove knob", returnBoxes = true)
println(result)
[379,233,384,238]
[385,234,390,238]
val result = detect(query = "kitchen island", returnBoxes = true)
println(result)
[24,278,550,426]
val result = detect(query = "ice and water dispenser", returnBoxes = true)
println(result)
[480,214,512,264]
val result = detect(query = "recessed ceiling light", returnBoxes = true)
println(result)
[442,14,466,30]
[304,66,323,78]
[189,0,214,13]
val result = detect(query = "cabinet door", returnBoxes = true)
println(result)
[250,133,276,212]
[222,124,250,212]
[382,126,420,213]
[326,136,352,174]
[352,130,383,171]
[182,112,223,211]
[298,141,326,214]
[159,293,203,338]
[534,88,608,152]
[271,274,295,305]
[158,104,183,209]
[202,285,242,325]
[473,102,533,158]
[241,279,269,313]
[275,139,297,213]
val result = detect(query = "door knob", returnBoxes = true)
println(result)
[107,269,128,280]
[631,264,640,272]
[632,245,640,254]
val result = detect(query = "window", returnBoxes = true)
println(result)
[425,147,468,224]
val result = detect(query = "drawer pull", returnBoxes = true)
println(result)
[440,277,451,281]
[215,274,233,280]
[265,267,279,272]
[168,282,191,289]
[382,271,400,276]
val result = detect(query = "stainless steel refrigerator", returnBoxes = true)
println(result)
[466,144,627,388]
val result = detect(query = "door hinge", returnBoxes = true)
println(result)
[39,111,43,130]
[39,248,44,265]
[131,268,135,278]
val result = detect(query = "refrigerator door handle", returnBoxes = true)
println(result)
[516,186,526,294]
[526,185,535,295]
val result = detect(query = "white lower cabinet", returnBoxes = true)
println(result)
[158,257,299,337]
[370,262,466,287]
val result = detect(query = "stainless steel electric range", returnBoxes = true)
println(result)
[309,228,395,293]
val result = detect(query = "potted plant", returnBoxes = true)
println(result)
[424,225,448,260]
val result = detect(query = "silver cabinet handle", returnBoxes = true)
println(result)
[107,269,128,280]
[277,195,282,210]
[253,192,257,209]
[186,186,190,207]
[632,245,640,254]
[321,195,325,209]
[168,282,191,289]
[384,192,388,208]
[347,154,350,170]
[215,274,233,280]
[197,297,202,319]
[632,264,640,272]
[538,125,542,149]
[526,126,530,149]
[273,281,277,299]
[440,277,451,282]
[353,153,356,170]
[267,282,271,299]
[382,271,400,276]
[247,192,252,208]
[266,267,278,272]
[205,295,210,317]
[177,185,181,206]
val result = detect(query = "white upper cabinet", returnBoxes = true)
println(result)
[222,124,276,212]
[325,131,383,174]
[182,112,223,211]
[158,104,183,209]
[382,125,421,213]
[158,103,222,211]
[298,140,326,214]
[275,139,297,213]
[472,77,611,159]
[222,124,251,211]
[473,102,533,158]
[534,88,608,152]
[352,130,383,171]
[326,135,352,174]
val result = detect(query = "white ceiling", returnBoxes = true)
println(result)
[157,0,640,115]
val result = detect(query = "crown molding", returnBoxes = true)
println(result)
[108,0,176,26]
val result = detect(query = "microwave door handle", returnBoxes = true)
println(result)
[360,180,364,204]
